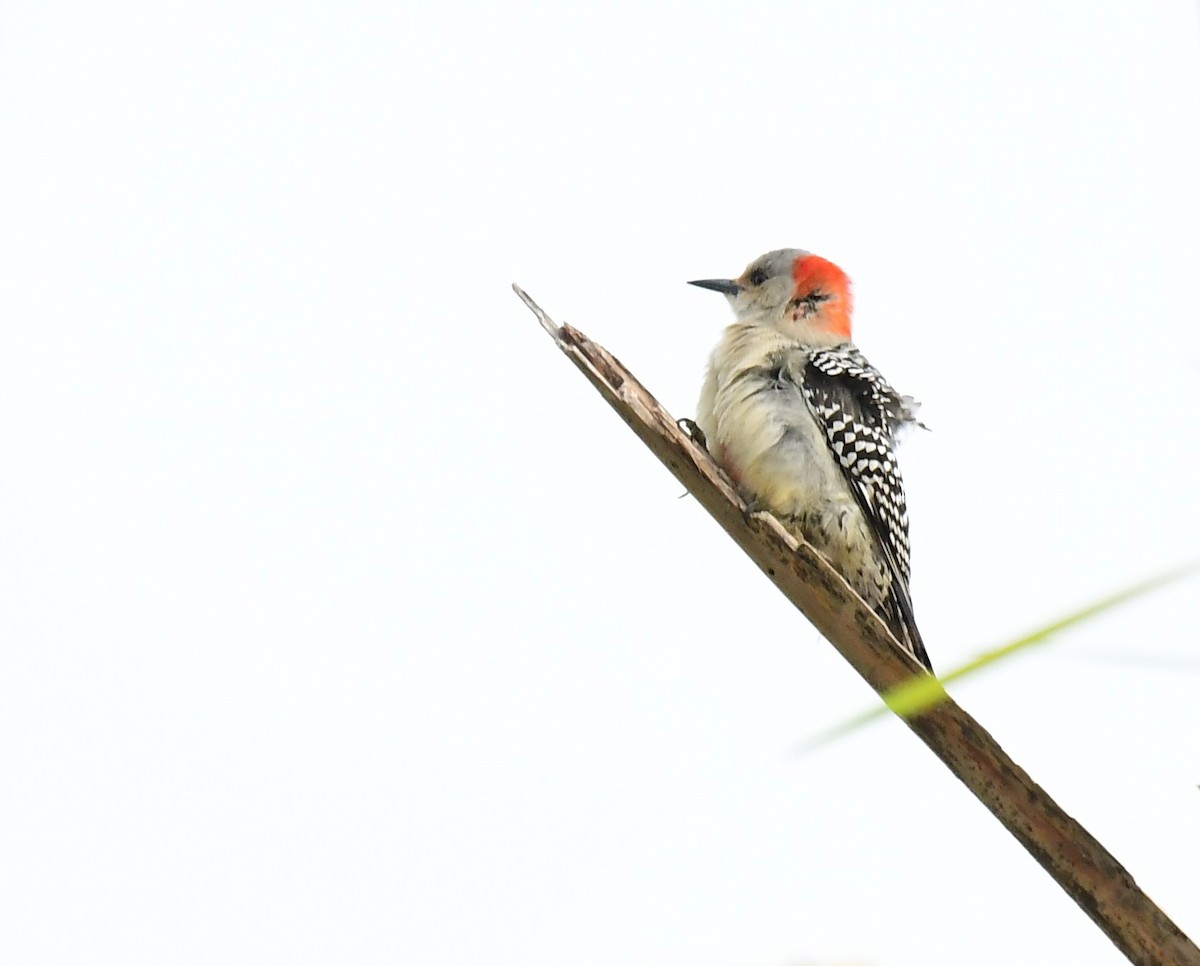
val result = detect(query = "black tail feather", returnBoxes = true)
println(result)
[885,585,933,673]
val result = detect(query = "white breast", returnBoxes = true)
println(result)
[697,323,854,518]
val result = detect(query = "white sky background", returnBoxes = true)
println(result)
[2,2,1199,964]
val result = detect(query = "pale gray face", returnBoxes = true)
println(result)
[731,248,807,320]
[689,248,808,325]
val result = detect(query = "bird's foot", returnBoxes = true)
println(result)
[742,497,772,525]
[677,418,707,450]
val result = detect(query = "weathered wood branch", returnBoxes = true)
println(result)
[514,284,1200,966]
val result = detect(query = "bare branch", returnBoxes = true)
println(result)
[515,284,1200,966]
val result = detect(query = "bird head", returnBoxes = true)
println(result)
[689,249,853,345]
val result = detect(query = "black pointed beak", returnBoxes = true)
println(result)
[687,278,741,296]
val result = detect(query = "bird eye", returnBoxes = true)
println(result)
[748,268,768,286]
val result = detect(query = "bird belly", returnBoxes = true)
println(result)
[702,370,891,607]
[712,374,848,518]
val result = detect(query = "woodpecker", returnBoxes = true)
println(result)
[690,249,931,671]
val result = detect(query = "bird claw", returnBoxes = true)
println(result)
[742,497,770,525]
[677,418,707,450]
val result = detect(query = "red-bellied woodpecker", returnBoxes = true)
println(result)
[690,249,931,671]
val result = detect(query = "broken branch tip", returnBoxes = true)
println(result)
[511,283,560,337]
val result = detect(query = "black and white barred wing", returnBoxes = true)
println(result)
[801,347,914,580]
[800,346,930,668]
